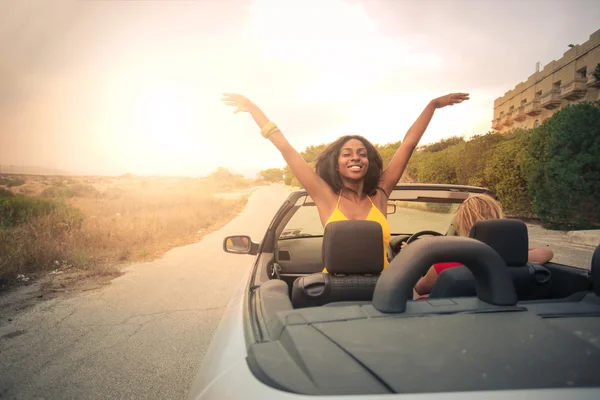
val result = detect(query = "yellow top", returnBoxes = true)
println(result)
[323,192,391,272]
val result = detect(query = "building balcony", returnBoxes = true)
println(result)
[512,106,526,122]
[560,78,587,100]
[502,113,513,127]
[492,118,502,130]
[587,74,600,88]
[524,100,541,116]
[540,90,562,109]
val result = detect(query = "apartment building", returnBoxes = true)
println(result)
[492,28,600,132]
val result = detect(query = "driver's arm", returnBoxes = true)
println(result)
[528,247,554,264]
[414,266,439,296]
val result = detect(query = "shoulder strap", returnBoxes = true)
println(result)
[336,190,343,208]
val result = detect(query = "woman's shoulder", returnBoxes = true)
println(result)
[313,186,341,216]
[370,187,390,207]
[375,186,390,197]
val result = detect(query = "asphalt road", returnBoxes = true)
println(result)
[0,185,291,400]
[528,224,596,269]
[0,184,596,400]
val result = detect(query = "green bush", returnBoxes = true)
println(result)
[484,129,534,217]
[41,185,75,198]
[0,188,14,197]
[407,143,464,184]
[41,183,101,198]
[0,177,26,187]
[0,196,83,229]
[71,183,101,197]
[522,102,600,229]
[205,167,250,190]
[455,132,505,187]
[419,136,465,153]
[283,165,293,186]
[593,63,600,81]
[259,168,284,183]
[0,199,85,283]
[376,140,402,168]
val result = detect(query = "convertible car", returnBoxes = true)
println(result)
[187,184,600,399]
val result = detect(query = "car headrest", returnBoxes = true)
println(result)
[469,219,528,267]
[322,220,384,274]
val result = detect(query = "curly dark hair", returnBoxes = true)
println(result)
[315,135,383,196]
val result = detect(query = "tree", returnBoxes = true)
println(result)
[208,167,236,181]
[259,168,284,183]
[593,62,600,81]
[455,132,505,187]
[283,143,330,188]
[419,136,465,153]
[206,167,249,190]
[409,143,464,184]
[283,165,295,186]
[375,141,402,168]
[522,102,600,229]
[484,129,533,217]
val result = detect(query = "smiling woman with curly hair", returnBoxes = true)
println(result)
[222,92,469,269]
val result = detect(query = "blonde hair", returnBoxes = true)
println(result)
[454,194,504,237]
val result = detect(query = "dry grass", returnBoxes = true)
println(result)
[68,191,246,262]
[0,174,251,288]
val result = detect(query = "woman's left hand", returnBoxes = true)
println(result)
[433,93,470,108]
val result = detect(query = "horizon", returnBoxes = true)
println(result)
[1,0,599,177]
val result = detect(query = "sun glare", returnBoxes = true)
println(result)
[61,0,453,176]
[245,0,443,114]
[105,81,210,175]
[132,89,188,152]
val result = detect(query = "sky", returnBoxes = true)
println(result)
[1,0,599,177]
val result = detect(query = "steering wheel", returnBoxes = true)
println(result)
[387,235,410,262]
[387,231,445,263]
[405,230,444,245]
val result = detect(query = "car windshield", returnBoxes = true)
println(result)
[279,190,466,239]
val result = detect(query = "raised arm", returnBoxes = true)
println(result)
[222,93,334,204]
[379,93,469,196]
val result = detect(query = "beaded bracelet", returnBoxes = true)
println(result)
[261,122,278,138]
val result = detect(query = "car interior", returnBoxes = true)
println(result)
[267,186,484,289]
[223,186,600,395]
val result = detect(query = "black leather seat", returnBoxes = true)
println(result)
[291,220,384,308]
[430,219,552,300]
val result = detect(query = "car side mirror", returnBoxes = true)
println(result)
[387,204,397,215]
[223,235,258,255]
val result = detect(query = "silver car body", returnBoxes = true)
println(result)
[188,185,600,400]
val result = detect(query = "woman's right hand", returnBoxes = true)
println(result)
[222,93,270,129]
[222,95,332,213]
[222,93,256,114]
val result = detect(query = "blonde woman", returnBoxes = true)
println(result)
[414,194,554,297]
